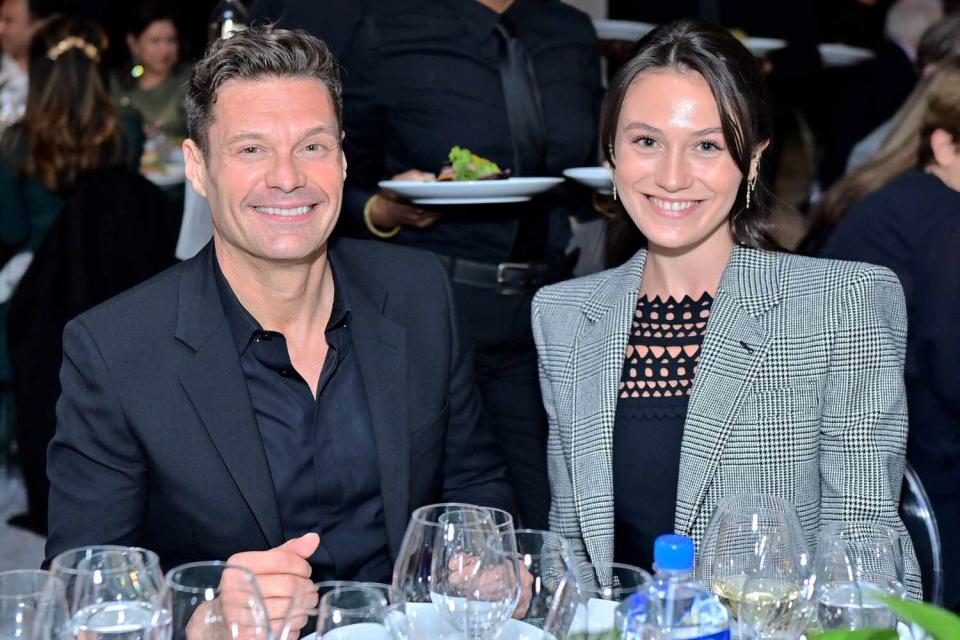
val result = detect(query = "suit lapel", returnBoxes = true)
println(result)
[571,251,646,571]
[175,245,284,549]
[351,308,410,560]
[332,247,411,561]
[675,246,781,535]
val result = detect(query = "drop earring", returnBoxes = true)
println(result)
[611,170,617,201]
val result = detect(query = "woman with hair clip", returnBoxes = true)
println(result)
[822,56,960,612]
[531,19,922,597]
[0,15,156,534]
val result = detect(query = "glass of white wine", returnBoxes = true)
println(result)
[805,521,906,633]
[697,494,810,639]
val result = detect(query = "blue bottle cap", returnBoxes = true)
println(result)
[654,534,695,571]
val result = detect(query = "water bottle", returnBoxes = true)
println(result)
[618,534,730,640]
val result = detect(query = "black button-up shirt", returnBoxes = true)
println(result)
[341,0,603,263]
[214,252,392,582]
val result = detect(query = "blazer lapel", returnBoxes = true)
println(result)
[571,250,646,572]
[676,246,781,535]
[175,245,284,549]
[334,252,411,561]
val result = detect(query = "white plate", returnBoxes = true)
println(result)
[302,602,551,640]
[378,177,563,205]
[592,19,655,42]
[563,167,612,195]
[744,36,787,57]
[819,43,874,67]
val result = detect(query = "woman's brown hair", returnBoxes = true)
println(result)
[5,15,128,191]
[811,57,960,231]
[601,19,777,265]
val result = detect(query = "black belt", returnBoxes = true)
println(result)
[435,254,569,295]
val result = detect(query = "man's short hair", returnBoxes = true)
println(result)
[26,0,64,20]
[185,25,342,158]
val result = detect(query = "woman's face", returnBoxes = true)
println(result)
[130,19,178,77]
[612,68,746,253]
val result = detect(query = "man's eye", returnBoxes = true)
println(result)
[240,146,259,154]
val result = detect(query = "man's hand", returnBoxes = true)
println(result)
[369,169,442,230]
[227,533,321,639]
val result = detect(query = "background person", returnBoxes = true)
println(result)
[822,58,960,610]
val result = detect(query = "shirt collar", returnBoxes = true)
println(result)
[448,0,532,43]
[214,246,352,355]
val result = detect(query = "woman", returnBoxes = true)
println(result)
[113,1,189,141]
[822,57,960,611]
[0,15,143,533]
[801,57,960,253]
[531,19,921,597]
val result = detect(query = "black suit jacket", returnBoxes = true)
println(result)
[46,238,512,571]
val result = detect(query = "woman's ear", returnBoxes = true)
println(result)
[930,128,959,169]
[748,139,771,182]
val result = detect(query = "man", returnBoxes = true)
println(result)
[0,0,60,128]
[46,25,512,627]
[340,0,603,529]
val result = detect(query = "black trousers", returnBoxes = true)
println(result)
[452,281,550,530]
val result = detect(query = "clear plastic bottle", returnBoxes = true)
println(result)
[618,534,730,640]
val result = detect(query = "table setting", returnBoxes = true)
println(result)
[0,497,939,639]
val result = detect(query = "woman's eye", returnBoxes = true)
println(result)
[633,136,657,148]
[697,140,723,152]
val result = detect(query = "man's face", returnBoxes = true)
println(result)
[0,0,35,63]
[183,77,346,267]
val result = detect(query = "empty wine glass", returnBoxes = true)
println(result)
[567,562,658,640]
[430,507,520,639]
[803,522,907,634]
[279,581,391,640]
[697,494,811,639]
[487,529,583,639]
[318,585,391,639]
[51,546,169,639]
[164,561,269,640]
[0,570,69,640]
[392,503,517,640]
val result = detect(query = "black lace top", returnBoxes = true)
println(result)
[613,292,713,571]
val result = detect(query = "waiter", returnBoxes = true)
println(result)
[340,0,603,529]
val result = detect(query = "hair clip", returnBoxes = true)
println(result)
[47,36,100,62]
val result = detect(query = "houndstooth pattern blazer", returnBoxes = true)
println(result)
[532,244,922,598]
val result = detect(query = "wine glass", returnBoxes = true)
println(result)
[697,494,811,639]
[430,507,521,639]
[278,581,391,640]
[51,546,169,639]
[804,522,907,633]
[487,529,583,639]
[0,570,69,640]
[568,562,658,640]
[392,503,517,640]
[164,561,269,640]
[318,585,391,639]
[50,546,165,615]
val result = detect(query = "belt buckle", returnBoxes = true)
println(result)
[497,262,533,296]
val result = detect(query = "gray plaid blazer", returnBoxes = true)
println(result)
[532,244,921,598]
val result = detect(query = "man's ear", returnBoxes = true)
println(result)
[182,138,208,198]
[930,128,959,169]
[748,139,771,182]
[340,130,347,181]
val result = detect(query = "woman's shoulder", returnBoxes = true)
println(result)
[767,250,904,306]
[534,260,635,312]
